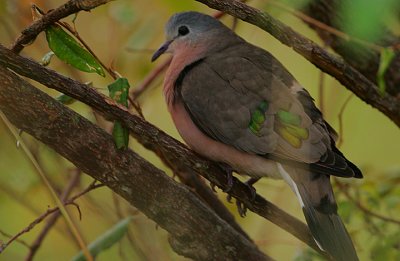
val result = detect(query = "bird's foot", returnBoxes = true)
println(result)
[236,199,247,217]
[225,195,246,216]
[218,163,234,193]
[244,177,260,201]
[209,164,234,194]
[229,178,260,217]
[223,171,234,193]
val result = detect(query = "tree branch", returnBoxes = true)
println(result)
[10,0,115,53]
[0,44,325,256]
[194,0,400,127]
[0,65,271,261]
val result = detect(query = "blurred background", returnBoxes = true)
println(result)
[0,0,399,260]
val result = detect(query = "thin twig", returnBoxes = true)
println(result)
[0,181,103,254]
[0,17,16,42]
[25,170,82,261]
[129,58,170,102]
[0,111,93,261]
[335,181,400,225]
[318,70,325,114]
[56,14,145,118]
[0,230,30,250]
[337,94,354,148]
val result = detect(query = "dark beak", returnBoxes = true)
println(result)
[151,40,172,62]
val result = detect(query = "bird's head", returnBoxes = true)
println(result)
[151,11,239,62]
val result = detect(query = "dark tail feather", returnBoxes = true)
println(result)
[278,164,358,261]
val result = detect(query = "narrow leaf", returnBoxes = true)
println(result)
[377,47,395,95]
[56,94,76,105]
[112,121,129,149]
[45,25,105,77]
[108,78,131,149]
[71,217,133,261]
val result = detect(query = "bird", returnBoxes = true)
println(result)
[151,11,362,261]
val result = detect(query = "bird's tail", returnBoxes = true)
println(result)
[277,163,358,261]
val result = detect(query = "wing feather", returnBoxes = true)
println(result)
[177,42,361,178]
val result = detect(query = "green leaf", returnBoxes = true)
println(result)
[45,25,105,77]
[108,78,130,107]
[112,121,129,149]
[377,47,395,95]
[56,94,76,105]
[108,78,131,149]
[71,217,132,261]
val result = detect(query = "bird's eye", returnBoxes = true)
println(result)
[178,25,189,36]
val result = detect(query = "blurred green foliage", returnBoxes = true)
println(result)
[0,0,399,260]
[340,0,399,42]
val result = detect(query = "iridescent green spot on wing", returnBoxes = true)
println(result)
[276,109,309,148]
[249,101,269,136]
[277,109,301,126]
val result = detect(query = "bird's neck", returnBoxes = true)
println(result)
[163,43,207,106]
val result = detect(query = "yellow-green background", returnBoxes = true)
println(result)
[0,0,399,260]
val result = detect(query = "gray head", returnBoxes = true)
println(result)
[152,11,239,61]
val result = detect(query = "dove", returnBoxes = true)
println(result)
[152,11,362,261]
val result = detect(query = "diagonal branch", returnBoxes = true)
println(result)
[0,65,271,261]
[0,44,325,257]
[194,0,400,127]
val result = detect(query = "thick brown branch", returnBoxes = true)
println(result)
[0,44,325,256]
[10,0,114,53]
[194,0,400,127]
[0,66,270,261]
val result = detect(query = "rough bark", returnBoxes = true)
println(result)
[0,65,270,261]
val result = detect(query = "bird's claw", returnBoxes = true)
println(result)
[236,199,247,217]
[222,169,234,193]
[226,195,247,216]
[244,177,260,202]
